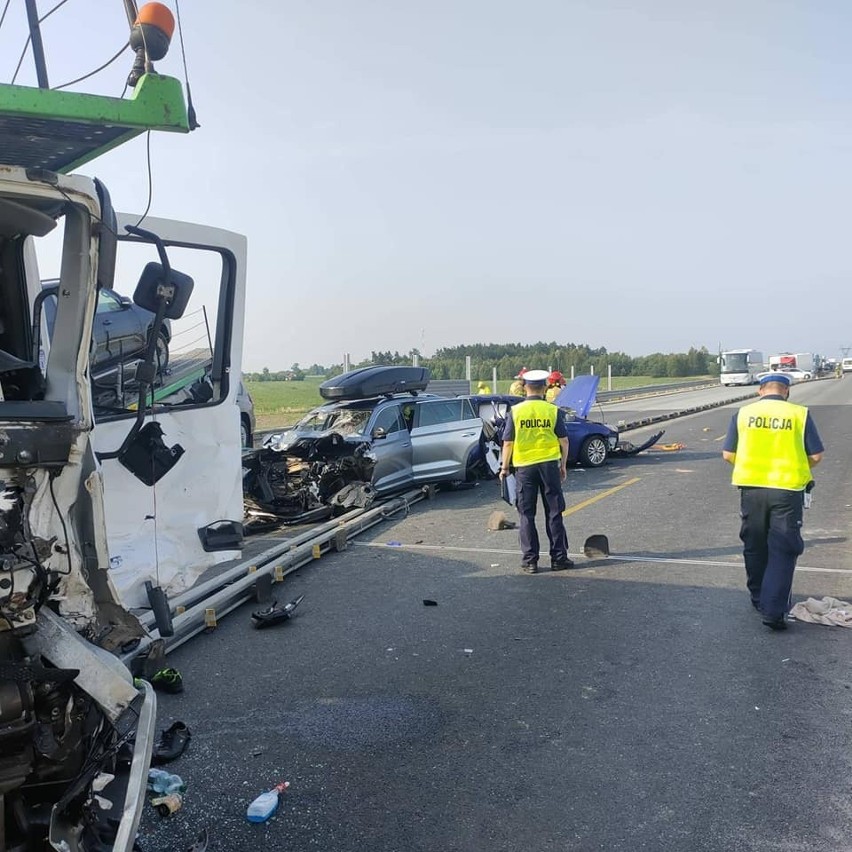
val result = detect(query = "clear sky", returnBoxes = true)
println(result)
[3,0,851,370]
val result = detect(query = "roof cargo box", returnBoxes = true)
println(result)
[319,366,431,401]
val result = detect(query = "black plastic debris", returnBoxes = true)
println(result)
[251,595,304,629]
[583,534,610,559]
[423,599,438,606]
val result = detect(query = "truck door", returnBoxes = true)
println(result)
[91,215,247,609]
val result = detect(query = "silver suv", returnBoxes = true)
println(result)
[266,393,483,493]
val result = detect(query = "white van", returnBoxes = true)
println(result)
[842,358,852,373]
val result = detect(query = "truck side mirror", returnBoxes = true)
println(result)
[372,427,388,440]
[132,262,194,319]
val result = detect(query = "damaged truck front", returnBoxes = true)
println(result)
[0,169,159,850]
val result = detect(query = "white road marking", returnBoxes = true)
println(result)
[352,541,852,575]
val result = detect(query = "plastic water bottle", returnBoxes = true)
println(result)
[147,768,185,795]
[246,782,289,823]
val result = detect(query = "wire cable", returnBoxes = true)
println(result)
[0,0,12,35]
[53,42,129,90]
[39,0,72,23]
[10,0,75,84]
[133,130,154,228]
[173,0,199,128]
[11,37,31,84]
[48,471,74,576]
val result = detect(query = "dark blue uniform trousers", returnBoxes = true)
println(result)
[515,461,569,566]
[739,487,804,619]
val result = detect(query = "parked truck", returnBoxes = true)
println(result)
[768,352,814,378]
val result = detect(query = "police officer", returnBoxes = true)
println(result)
[499,369,574,573]
[722,372,824,630]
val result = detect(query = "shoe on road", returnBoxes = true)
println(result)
[550,558,576,571]
[152,721,192,765]
[522,562,538,574]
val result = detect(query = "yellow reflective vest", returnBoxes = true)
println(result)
[509,380,524,396]
[510,398,561,467]
[545,385,561,402]
[731,398,811,490]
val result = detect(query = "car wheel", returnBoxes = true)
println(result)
[241,417,252,448]
[580,435,608,467]
[155,332,170,375]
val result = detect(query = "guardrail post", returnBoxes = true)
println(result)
[607,364,612,391]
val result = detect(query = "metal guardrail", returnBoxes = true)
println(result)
[123,486,430,664]
[596,378,718,402]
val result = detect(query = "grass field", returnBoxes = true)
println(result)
[246,375,712,432]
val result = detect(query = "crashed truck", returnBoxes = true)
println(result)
[0,5,247,850]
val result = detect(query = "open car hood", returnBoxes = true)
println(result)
[553,375,599,419]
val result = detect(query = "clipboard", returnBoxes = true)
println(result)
[500,473,517,506]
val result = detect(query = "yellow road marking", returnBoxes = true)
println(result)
[562,477,640,517]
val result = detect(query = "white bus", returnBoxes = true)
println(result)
[719,349,764,386]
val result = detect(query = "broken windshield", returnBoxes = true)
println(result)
[296,407,372,437]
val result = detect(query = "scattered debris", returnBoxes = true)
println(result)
[187,828,210,852]
[246,781,290,823]
[490,563,500,568]
[789,597,852,627]
[152,721,192,766]
[423,599,438,606]
[148,768,186,795]
[463,648,473,655]
[487,510,516,531]
[652,442,687,452]
[387,541,402,547]
[151,792,183,817]
[251,594,305,629]
[583,534,610,559]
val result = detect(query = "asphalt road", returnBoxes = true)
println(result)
[139,378,852,852]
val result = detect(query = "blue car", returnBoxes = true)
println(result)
[467,375,662,470]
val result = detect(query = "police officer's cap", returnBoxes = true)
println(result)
[758,372,792,387]
[523,369,550,385]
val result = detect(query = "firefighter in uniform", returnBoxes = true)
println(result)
[499,369,574,573]
[545,370,566,402]
[722,373,824,630]
[508,368,527,397]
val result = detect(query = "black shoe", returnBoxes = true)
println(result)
[522,562,538,574]
[150,667,184,694]
[751,599,760,611]
[762,616,788,631]
[152,721,192,765]
[550,558,576,571]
